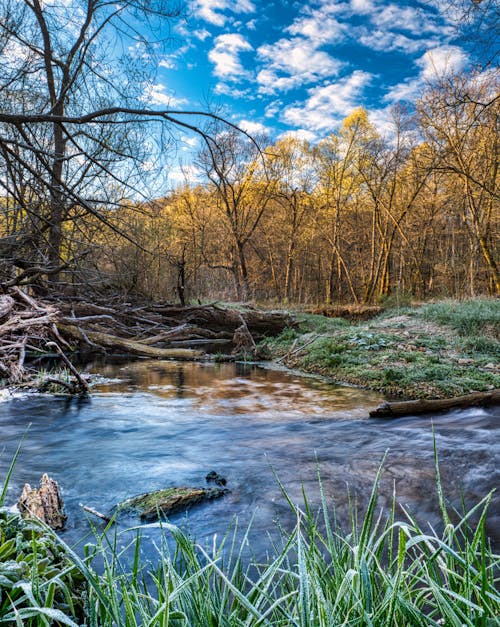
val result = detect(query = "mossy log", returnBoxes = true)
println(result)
[17,474,67,530]
[117,486,229,521]
[58,324,204,360]
[370,389,500,418]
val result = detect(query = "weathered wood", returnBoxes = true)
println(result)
[1,288,295,390]
[232,313,257,356]
[0,295,15,319]
[18,474,67,530]
[117,486,229,521]
[370,389,500,418]
[46,340,90,394]
[81,504,112,523]
[58,324,205,359]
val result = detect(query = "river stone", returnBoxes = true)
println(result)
[117,486,229,521]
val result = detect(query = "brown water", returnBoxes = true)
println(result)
[1,360,498,556]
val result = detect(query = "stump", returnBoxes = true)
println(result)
[18,474,67,530]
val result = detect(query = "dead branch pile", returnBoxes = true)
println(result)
[0,287,295,392]
[0,287,61,385]
[54,299,295,358]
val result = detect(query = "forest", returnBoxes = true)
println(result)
[0,0,498,306]
[0,1,499,625]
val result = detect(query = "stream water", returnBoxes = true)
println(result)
[1,360,498,559]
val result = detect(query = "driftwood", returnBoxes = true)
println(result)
[370,389,500,418]
[0,287,295,390]
[0,287,60,385]
[81,504,112,523]
[116,471,229,522]
[18,474,67,530]
[58,324,204,360]
[55,301,293,358]
[46,341,89,394]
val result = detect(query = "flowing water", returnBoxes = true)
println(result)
[1,360,498,558]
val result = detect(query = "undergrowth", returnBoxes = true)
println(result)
[416,299,500,338]
[1,446,499,625]
[261,299,500,398]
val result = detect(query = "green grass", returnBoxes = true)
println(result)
[417,299,500,338]
[1,453,499,626]
[261,299,500,398]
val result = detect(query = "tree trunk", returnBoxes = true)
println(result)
[370,389,500,417]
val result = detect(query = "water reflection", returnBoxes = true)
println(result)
[0,360,498,559]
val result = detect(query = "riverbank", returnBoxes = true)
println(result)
[2,461,499,625]
[1,290,498,402]
[260,299,500,399]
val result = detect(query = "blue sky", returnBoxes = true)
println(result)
[145,0,473,146]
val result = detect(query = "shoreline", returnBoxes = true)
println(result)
[260,299,500,400]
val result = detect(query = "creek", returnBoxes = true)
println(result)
[1,360,498,557]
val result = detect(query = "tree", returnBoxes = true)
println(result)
[197,126,273,300]
[0,0,237,287]
[262,137,315,302]
[313,108,377,303]
[418,69,500,295]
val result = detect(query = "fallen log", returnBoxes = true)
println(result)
[58,323,204,360]
[370,389,500,418]
[311,304,383,321]
[117,486,229,521]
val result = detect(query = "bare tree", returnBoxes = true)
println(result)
[418,69,500,295]
[197,126,273,300]
[0,0,239,288]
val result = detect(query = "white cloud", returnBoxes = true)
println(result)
[385,45,468,103]
[264,101,283,119]
[214,82,253,98]
[384,80,420,103]
[191,0,255,26]
[181,135,199,149]
[350,0,375,13]
[417,45,467,80]
[358,29,438,54]
[287,5,346,43]
[371,3,451,37]
[168,164,203,185]
[193,28,211,41]
[209,33,253,79]
[238,119,269,135]
[278,128,318,143]
[159,58,176,70]
[367,106,397,138]
[257,38,342,94]
[283,70,373,131]
[143,83,188,107]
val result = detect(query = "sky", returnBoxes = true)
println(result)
[146,0,476,146]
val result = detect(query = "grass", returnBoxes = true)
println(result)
[260,298,500,398]
[1,449,499,625]
[417,300,500,338]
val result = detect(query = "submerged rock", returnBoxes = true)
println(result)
[117,485,229,522]
[205,470,227,486]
